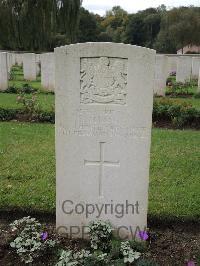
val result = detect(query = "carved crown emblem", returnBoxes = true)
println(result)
[80,57,127,104]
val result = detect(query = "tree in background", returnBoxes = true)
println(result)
[0,2,199,53]
[155,6,200,53]
[0,0,81,51]
[124,8,162,48]
[100,6,128,43]
[58,0,81,43]
[77,7,100,42]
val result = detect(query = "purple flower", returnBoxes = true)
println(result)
[137,231,149,241]
[187,261,195,266]
[41,232,48,241]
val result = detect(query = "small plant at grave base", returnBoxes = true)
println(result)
[89,220,113,251]
[120,241,141,264]
[10,216,57,264]
[3,86,19,93]
[56,249,108,266]
[17,92,39,119]
[136,231,149,241]
[21,83,37,94]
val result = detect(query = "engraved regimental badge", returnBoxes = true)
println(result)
[80,57,128,104]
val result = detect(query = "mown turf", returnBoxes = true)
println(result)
[0,122,55,211]
[0,122,199,220]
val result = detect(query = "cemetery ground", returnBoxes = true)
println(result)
[0,66,200,265]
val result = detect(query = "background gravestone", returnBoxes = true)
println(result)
[55,43,155,239]
[154,54,168,96]
[41,53,55,92]
[23,53,37,81]
[7,52,13,73]
[192,57,200,79]
[167,55,177,75]
[176,56,192,82]
[15,53,23,66]
[0,52,8,91]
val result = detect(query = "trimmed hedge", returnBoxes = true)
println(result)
[153,98,200,129]
[0,108,18,121]
[0,108,55,123]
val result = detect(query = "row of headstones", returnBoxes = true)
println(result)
[154,54,200,96]
[0,51,55,91]
[0,43,200,238]
[1,51,200,97]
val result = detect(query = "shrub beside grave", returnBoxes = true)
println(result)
[166,79,198,97]
[3,84,38,94]
[0,108,18,121]
[0,107,55,123]
[153,98,200,129]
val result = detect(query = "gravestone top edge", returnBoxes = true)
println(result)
[54,42,156,54]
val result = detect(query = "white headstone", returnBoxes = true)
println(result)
[167,55,177,75]
[11,52,16,66]
[36,54,41,63]
[0,52,8,91]
[15,53,23,66]
[41,53,55,91]
[7,52,13,73]
[154,55,168,96]
[176,56,192,83]
[55,43,155,239]
[23,53,37,81]
[192,57,200,79]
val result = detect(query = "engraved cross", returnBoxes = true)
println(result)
[84,142,120,197]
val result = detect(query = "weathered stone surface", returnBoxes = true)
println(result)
[55,43,155,239]
[176,56,192,82]
[154,55,168,96]
[7,52,14,73]
[15,53,23,66]
[41,53,55,91]
[23,53,37,81]
[192,57,200,79]
[167,55,177,74]
[0,52,8,91]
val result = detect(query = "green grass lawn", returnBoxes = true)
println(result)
[0,122,199,220]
